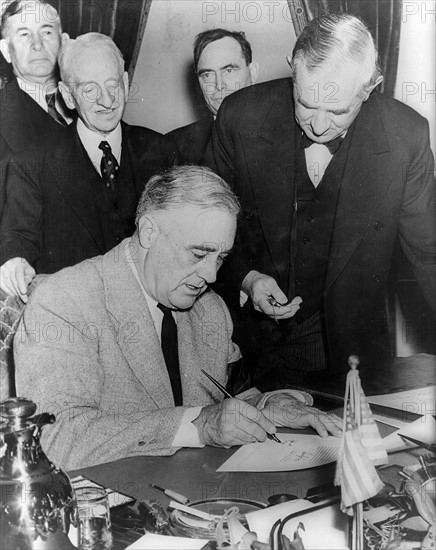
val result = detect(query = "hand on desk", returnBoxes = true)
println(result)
[261,393,343,438]
[0,257,35,303]
[193,397,277,447]
[242,270,302,320]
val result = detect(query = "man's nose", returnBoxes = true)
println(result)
[31,33,43,51]
[215,73,226,92]
[197,257,218,284]
[97,86,115,108]
[310,110,330,136]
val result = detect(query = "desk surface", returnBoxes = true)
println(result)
[70,429,419,508]
[70,354,435,505]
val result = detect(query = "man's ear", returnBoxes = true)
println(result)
[249,61,259,84]
[61,32,70,44]
[0,39,11,63]
[122,71,129,102]
[137,215,159,249]
[362,75,384,101]
[58,81,75,110]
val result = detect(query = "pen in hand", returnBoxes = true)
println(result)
[201,368,282,444]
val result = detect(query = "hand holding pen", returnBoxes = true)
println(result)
[201,369,282,443]
[193,370,281,447]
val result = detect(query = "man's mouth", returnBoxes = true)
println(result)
[186,283,205,293]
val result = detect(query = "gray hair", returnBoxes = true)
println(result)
[59,32,124,83]
[291,13,382,93]
[135,165,240,224]
[1,0,61,39]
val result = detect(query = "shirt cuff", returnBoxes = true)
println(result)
[256,389,314,411]
[172,406,204,448]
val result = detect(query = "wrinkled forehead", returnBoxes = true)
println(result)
[5,1,60,27]
[293,62,364,103]
[68,45,123,81]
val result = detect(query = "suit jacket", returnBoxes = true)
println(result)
[0,77,68,221]
[166,115,214,165]
[213,78,436,371]
[0,121,177,273]
[14,240,240,470]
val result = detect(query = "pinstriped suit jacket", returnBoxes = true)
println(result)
[14,240,239,470]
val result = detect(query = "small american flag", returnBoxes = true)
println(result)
[334,356,388,515]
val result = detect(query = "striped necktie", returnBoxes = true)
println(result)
[45,92,67,127]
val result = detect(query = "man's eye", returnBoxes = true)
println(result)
[42,29,53,36]
[193,252,207,261]
[18,31,30,38]
[225,68,235,74]
[200,73,214,82]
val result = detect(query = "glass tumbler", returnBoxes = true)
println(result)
[76,486,112,550]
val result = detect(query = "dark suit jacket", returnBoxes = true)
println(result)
[0,121,177,273]
[166,115,214,165]
[213,78,436,371]
[0,77,68,220]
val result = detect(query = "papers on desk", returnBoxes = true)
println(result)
[367,385,435,414]
[383,414,436,452]
[125,533,207,549]
[217,433,341,472]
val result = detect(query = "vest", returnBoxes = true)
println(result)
[293,136,349,322]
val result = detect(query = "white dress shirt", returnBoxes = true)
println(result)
[76,119,122,176]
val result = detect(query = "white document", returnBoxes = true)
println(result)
[246,499,349,549]
[367,385,435,415]
[217,433,341,472]
[383,414,436,452]
[125,533,207,549]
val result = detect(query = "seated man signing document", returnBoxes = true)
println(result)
[14,166,341,470]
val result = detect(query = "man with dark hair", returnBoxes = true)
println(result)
[166,28,258,164]
[0,0,73,221]
[212,13,435,388]
[0,32,176,301]
[15,165,341,470]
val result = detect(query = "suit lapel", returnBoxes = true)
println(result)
[51,126,107,252]
[326,94,391,289]
[103,243,175,408]
[242,80,296,280]
[0,79,56,152]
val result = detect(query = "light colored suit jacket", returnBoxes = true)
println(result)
[15,240,240,470]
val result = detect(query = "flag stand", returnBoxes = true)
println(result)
[335,355,389,550]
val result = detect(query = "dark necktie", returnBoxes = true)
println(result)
[45,92,67,127]
[157,304,183,406]
[98,141,120,192]
[301,133,344,154]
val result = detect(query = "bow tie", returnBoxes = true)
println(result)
[301,133,344,154]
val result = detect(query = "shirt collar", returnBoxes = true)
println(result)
[76,119,122,173]
[17,77,56,112]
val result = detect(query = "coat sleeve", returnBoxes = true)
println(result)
[211,105,257,303]
[14,283,187,470]
[0,156,43,267]
[398,119,436,312]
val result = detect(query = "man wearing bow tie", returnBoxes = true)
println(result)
[212,13,435,388]
[0,32,176,301]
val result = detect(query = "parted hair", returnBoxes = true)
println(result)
[59,32,124,83]
[1,0,61,38]
[193,28,252,72]
[291,13,382,92]
[136,165,240,224]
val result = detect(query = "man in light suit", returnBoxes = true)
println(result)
[166,29,258,165]
[0,0,73,221]
[14,165,341,470]
[212,13,436,388]
[0,32,176,301]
